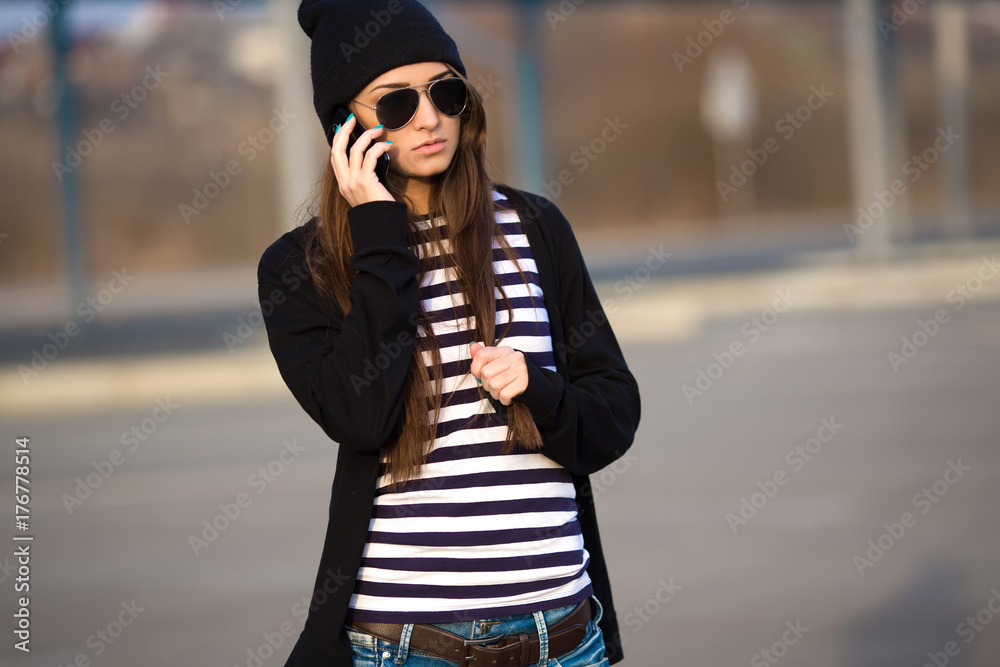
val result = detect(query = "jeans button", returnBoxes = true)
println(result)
[381,650,392,660]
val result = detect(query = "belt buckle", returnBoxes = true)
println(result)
[464,631,506,662]
[463,632,505,647]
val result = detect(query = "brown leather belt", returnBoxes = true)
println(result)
[348,597,591,667]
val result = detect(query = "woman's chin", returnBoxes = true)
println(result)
[395,156,454,180]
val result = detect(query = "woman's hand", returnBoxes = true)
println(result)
[469,342,528,406]
[330,112,395,208]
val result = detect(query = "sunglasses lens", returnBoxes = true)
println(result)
[430,78,468,116]
[375,78,469,130]
[376,88,420,130]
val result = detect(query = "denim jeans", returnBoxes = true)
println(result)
[344,594,609,667]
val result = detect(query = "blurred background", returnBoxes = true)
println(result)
[1,0,999,665]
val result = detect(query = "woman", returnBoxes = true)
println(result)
[257,2,641,666]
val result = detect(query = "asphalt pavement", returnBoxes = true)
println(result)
[1,229,999,666]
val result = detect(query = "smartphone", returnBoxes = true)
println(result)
[329,105,391,186]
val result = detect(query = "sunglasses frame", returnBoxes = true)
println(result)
[351,73,469,131]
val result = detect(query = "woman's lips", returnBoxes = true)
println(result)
[414,139,445,154]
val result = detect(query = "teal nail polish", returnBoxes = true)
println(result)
[374,124,384,130]
[346,112,354,122]
[334,123,341,133]
[475,377,482,384]
[385,140,393,144]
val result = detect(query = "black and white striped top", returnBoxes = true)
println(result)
[344,189,593,623]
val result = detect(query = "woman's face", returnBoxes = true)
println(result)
[350,61,463,183]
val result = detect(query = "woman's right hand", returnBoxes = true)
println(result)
[331,112,395,208]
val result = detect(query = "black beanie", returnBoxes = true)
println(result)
[298,0,467,145]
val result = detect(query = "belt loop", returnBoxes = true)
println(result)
[532,610,548,666]
[394,622,413,664]
[590,594,604,625]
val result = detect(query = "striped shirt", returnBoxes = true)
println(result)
[344,189,593,623]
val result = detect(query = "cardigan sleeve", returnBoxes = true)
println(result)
[513,196,641,477]
[256,200,421,453]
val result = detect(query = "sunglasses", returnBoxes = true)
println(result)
[352,76,469,131]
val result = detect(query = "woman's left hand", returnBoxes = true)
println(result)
[469,342,528,406]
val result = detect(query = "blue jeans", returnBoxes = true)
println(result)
[344,594,609,667]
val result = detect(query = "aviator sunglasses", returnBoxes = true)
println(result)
[352,75,469,131]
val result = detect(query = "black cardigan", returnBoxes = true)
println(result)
[256,184,641,666]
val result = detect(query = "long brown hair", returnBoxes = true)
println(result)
[296,63,545,491]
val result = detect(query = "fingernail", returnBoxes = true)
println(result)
[346,112,354,122]
[334,123,341,133]
[385,140,393,144]
[475,377,482,384]
[374,124,384,130]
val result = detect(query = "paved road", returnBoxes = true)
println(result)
[2,294,999,666]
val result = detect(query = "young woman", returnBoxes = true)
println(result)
[257,2,641,666]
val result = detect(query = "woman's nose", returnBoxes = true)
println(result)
[411,89,440,128]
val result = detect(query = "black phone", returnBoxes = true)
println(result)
[329,105,391,186]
